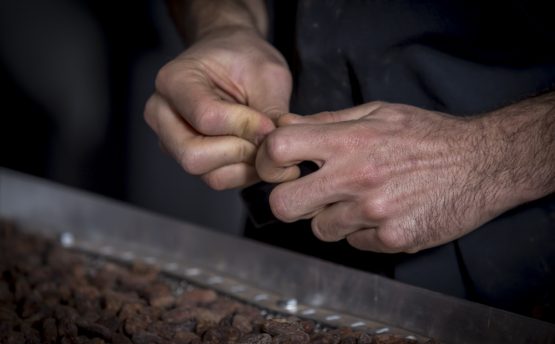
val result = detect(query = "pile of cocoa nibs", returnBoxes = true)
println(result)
[0,220,425,344]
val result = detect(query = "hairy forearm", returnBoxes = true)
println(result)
[476,92,555,213]
[166,0,268,43]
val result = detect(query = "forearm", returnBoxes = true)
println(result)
[166,0,268,43]
[476,92,555,213]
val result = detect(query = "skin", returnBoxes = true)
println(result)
[256,98,555,253]
[146,0,555,253]
[144,0,291,190]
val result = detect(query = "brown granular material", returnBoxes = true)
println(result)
[0,220,421,344]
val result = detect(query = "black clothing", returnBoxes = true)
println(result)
[245,0,555,322]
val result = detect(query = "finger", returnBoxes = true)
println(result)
[256,125,330,183]
[276,113,304,126]
[144,93,162,132]
[247,64,292,121]
[346,228,402,253]
[178,135,257,175]
[311,201,378,242]
[278,101,386,125]
[145,94,257,174]
[256,159,301,184]
[268,171,344,223]
[157,68,275,144]
[201,163,259,190]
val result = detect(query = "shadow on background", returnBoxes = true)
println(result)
[0,0,246,235]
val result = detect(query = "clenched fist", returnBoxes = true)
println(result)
[144,27,292,190]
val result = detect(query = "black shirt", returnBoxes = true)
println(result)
[244,0,555,322]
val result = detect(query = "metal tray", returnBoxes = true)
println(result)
[1,168,553,343]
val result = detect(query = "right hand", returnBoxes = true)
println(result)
[144,27,292,190]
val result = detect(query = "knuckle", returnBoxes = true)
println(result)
[352,164,380,188]
[361,197,390,220]
[154,62,178,94]
[193,102,220,134]
[201,172,228,191]
[177,147,204,175]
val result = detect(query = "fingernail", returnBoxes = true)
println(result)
[278,113,303,126]
[253,119,276,145]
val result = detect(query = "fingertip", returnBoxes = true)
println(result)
[144,93,164,132]
[230,103,277,145]
[311,219,340,243]
[280,165,302,182]
[197,101,276,145]
[258,165,301,184]
[346,229,389,253]
[252,115,277,145]
[201,164,260,190]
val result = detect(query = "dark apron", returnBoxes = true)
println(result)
[244,0,555,322]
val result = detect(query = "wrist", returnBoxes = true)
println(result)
[465,116,520,215]
[168,0,268,44]
[194,23,263,44]
[468,99,555,214]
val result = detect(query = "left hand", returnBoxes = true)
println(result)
[256,102,508,253]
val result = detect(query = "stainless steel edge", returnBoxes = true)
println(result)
[1,168,554,343]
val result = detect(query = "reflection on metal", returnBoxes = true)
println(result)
[302,308,316,316]
[351,321,366,328]
[230,284,247,293]
[59,231,74,247]
[121,251,134,261]
[277,298,299,313]
[254,293,269,301]
[325,314,341,321]
[1,168,554,344]
[184,267,201,276]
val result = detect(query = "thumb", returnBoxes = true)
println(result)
[249,90,291,123]
[278,102,386,126]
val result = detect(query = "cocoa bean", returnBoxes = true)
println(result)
[238,333,273,344]
[42,317,58,344]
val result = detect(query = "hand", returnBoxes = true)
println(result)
[144,27,292,190]
[256,102,512,253]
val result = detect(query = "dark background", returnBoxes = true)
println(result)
[0,0,246,235]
